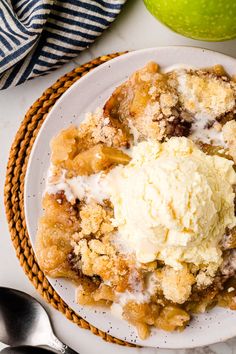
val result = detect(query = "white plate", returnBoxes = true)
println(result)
[25,46,236,349]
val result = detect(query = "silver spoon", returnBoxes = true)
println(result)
[1,346,55,353]
[0,287,78,354]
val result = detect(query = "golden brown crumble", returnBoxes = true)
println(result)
[104,61,192,142]
[160,265,195,304]
[89,109,130,148]
[177,69,236,118]
[72,235,138,293]
[75,201,114,238]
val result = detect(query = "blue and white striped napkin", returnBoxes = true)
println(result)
[0,0,126,90]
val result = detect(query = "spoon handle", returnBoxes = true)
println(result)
[62,347,78,354]
[49,334,78,354]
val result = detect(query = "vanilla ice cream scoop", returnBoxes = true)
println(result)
[108,137,236,269]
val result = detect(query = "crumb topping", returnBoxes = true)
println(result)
[158,265,195,304]
[177,70,236,117]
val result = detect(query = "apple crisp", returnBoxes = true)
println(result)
[36,62,236,340]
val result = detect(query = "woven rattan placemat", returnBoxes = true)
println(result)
[4,52,136,347]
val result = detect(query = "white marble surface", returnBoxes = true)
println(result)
[1,0,236,353]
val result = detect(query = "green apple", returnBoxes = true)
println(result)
[143,0,236,41]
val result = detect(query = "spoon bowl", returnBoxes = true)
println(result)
[0,287,77,354]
